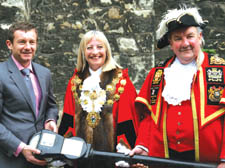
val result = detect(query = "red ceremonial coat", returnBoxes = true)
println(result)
[135,52,225,162]
[59,68,139,153]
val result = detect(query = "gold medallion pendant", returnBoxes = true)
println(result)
[86,112,101,128]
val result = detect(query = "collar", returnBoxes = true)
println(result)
[11,55,33,72]
[89,67,102,77]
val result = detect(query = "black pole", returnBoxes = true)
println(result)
[90,150,217,168]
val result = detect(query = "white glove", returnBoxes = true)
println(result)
[115,160,130,167]
[115,143,131,167]
[116,143,131,155]
[48,160,66,167]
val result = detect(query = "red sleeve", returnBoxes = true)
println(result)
[114,69,139,148]
[135,111,152,151]
[220,86,225,105]
[116,69,139,129]
[135,69,155,112]
[219,63,225,158]
[63,78,75,116]
[134,69,155,151]
[220,115,225,159]
[58,71,76,137]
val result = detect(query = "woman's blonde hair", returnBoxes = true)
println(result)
[77,30,121,72]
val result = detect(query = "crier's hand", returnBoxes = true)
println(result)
[129,146,148,157]
[22,145,47,166]
[129,146,149,168]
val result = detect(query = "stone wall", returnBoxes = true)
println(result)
[0,0,225,123]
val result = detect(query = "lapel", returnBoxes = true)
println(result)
[7,57,36,117]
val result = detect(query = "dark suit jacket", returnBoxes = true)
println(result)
[0,57,58,168]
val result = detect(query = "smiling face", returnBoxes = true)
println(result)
[6,29,37,67]
[169,26,202,64]
[84,37,107,71]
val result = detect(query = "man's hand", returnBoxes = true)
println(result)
[22,145,47,166]
[44,120,58,133]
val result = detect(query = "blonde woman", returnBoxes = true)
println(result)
[59,30,139,168]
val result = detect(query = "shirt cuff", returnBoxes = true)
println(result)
[45,119,56,124]
[136,145,149,153]
[14,142,26,157]
[45,119,56,127]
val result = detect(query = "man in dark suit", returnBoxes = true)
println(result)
[0,22,58,167]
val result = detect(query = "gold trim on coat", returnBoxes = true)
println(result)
[135,96,161,125]
[135,97,152,111]
[199,67,225,127]
[191,79,200,161]
[163,106,169,158]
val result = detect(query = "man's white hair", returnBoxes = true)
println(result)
[156,6,205,40]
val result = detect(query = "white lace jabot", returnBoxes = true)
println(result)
[162,58,197,105]
[80,67,106,113]
[82,67,102,91]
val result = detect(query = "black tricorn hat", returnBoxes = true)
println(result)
[156,7,208,49]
